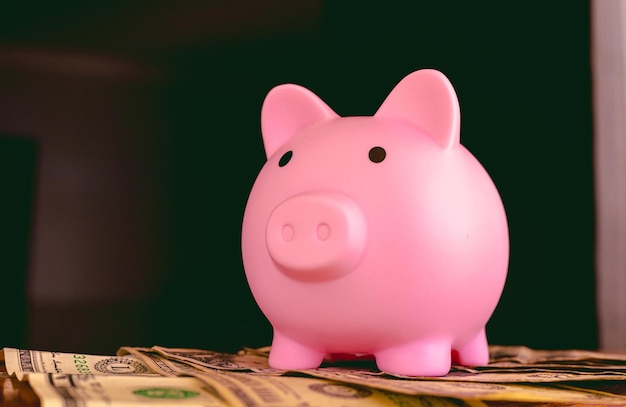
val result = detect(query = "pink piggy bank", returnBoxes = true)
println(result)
[241,69,509,376]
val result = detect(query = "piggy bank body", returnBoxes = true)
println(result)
[241,69,509,376]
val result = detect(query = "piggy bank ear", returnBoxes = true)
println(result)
[261,84,338,158]
[375,69,460,150]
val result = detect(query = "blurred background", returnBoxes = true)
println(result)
[1,1,599,355]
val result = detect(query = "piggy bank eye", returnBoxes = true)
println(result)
[278,150,293,167]
[368,146,386,163]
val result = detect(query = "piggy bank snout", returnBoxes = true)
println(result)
[265,192,367,281]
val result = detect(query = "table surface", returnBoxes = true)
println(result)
[0,369,38,407]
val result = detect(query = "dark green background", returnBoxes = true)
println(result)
[0,135,37,349]
[149,1,597,352]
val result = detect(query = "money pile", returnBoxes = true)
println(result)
[3,344,626,406]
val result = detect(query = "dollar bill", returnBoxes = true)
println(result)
[117,346,217,378]
[193,370,487,407]
[25,373,228,407]
[25,371,487,407]
[9,345,626,405]
[150,346,280,373]
[116,346,626,404]
[119,345,626,383]
[297,366,626,404]
[488,345,626,364]
[3,348,159,378]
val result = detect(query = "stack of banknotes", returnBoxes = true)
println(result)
[3,344,626,406]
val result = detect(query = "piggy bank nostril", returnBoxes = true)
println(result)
[317,223,330,241]
[281,224,295,242]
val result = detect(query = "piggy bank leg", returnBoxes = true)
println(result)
[453,328,489,367]
[375,340,452,376]
[268,331,325,370]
